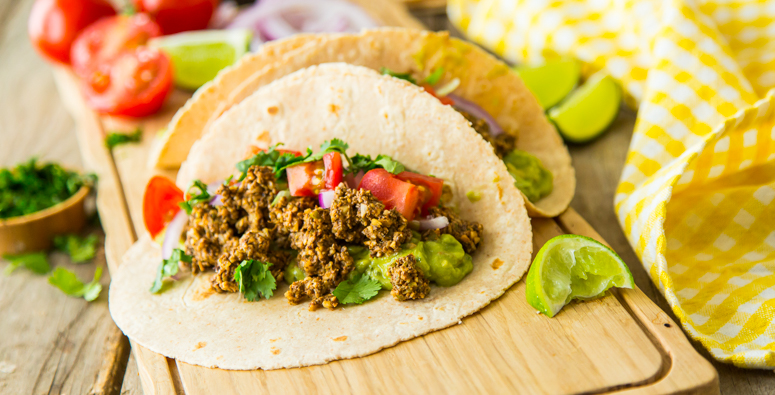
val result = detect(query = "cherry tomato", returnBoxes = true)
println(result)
[134,0,218,35]
[359,169,421,220]
[82,46,173,117]
[28,0,116,64]
[143,176,184,238]
[70,14,162,78]
[395,171,444,213]
[287,162,324,197]
[323,152,343,190]
[421,84,455,106]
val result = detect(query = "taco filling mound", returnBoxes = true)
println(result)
[110,63,532,370]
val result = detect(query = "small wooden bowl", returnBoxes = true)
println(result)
[0,186,90,255]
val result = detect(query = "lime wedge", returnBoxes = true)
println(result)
[515,59,581,109]
[548,71,621,144]
[526,235,634,317]
[149,29,252,90]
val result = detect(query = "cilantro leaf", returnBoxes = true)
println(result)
[236,144,307,181]
[380,67,416,85]
[54,234,98,263]
[234,260,276,301]
[332,273,382,304]
[275,139,352,175]
[178,180,212,215]
[48,266,103,302]
[373,155,406,174]
[3,252,51,275]
[105,128,142,149]
[150,248,191,294]
[346,153,406,175]
[423,68,445,85]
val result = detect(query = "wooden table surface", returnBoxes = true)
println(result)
[0,1,773,394]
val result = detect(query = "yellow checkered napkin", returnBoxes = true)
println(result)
[449,0,775,368]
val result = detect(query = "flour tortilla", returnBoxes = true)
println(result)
[152,28,574,217]
[110,64,532,370]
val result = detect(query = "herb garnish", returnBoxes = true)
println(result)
[234,260,276,301]
[346,153,405,175]
[105,128,142,149]
[332,273,382,304]
[3,252,51,275]
[178,180,212,214]
[54,234,98,263]
[150,248,191,293]
[0,159,95,220]
[48,266,103,301]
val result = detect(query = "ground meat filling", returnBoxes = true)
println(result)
[423,206,484,254]
[211,228,290,293]
[330,184,412,257]
[184,204,238,273]
[269,195,317,248]
[458,109,516,158]
[388,254,430,301]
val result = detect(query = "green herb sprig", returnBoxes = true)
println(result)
[150,248,191,293]
[178,180,212,214]
[332,273,382,304]
[54,234,98,263]
[234,260,276,301]
[49,266,103,301]
[105,128,142,149]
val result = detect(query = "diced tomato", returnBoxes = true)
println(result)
[82,46,172,117]
[323,152,343,190]
[359,169,421,220]
[287,162,324,197]
[143,176,184,238]
[70,14,162,78]
[395,171,444,213]
[420,84,455,106]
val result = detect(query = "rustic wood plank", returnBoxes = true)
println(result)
[122,352,143,395]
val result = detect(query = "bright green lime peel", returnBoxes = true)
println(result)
[526,235,634,317]
[548,71,622,144]
[516,58,581,110]
[149,29,252,90]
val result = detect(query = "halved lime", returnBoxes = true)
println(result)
[548,71,621,144]
[149,29,252,90]
[526,235,634,317]
[515,58,581,110]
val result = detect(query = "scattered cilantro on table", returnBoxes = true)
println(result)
[3,252,51,275]
[234,260,276,301]
[54,234,98,263]
[333,273,382,305]
[48,266,103,302]
[150,248,191,293]
[105,128,142,149]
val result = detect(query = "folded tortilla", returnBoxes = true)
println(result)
[152,28,574,217]
[111,64,532,370]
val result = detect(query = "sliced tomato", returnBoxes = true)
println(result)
[143,176,184,238]
[396,171,444,213]
[70,13,162,78]
[359,169,421,220]
[287,161,324,197]
[420,84,455,106]
[323,152,343,190]
[82,46,172,117]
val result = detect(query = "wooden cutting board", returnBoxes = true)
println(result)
[50,4,718,391]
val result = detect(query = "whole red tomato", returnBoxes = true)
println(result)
[28,0,116,64]
[133,0,218,35]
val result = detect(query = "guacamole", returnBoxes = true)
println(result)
[348,232,473,289]
[283,258,305,284]
[503,149,553,203]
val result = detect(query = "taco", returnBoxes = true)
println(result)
[110,63,532,370]
[151,28,574,217]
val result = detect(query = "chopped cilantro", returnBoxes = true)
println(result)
[150,248,191,293]
[3,252,51,275]
[332,273,382,304]
[236,143,307,182]
[234,260,276,301]
[105,128,142,149]
[423,68,445,85]
[346,153,406,175]
[54,234,98,263]
[48,266,103,302]
[380,67,416,84]
[178,180,212,214]
[0,158,95,219]
[373,155,406,174]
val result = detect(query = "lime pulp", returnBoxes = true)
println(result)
[526,234,634,317]
[548,71,622,144]
[515,58,581,110]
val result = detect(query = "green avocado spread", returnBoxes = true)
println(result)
[503,149,553,203]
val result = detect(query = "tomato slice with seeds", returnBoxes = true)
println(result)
[143,176,184,238]
[395,171,444,214]
[287,161,324,197]
[323,152,343,190]
[359,169,421,220]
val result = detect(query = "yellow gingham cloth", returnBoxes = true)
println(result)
[448,0,775,368]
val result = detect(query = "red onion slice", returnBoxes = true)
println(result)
[418,216,449,231]
[319,190,335,208]
[209,0,240,29]
[161,209,188,260]
[344,170,364,189]
[447,94,505,136]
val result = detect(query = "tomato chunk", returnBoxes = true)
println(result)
[359,169,421,220]
[420,84,455,106]
[395,171,444,213]
[287,162,324,197]
[143,176,184,238]
[323,152,343,190]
